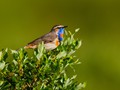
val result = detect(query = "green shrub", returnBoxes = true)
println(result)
[0,29,86,90]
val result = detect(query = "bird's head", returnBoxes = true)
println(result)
[51,25,68,41]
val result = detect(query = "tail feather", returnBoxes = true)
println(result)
[24,44,37,49]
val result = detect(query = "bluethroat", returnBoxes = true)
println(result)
[24,25,67,50]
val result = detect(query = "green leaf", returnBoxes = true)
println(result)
[75,40,82,49]
[11,49,18,54]
[74,59,81,65]
[13,60,18,66]
[0,61,5,70]
[56,51,67,59]
[64,78,71,88]
[0,52,2,61]
[0,49,8,61]
[65,30,68,36]
[75,82,86,90]
[68,50,76,56]
[71,75,77,80]
[0,81,4,86]
[75,28,80,33]
[37,42,45,60]
[19,48,26,60]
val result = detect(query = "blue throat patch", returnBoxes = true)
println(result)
[58,28,64,41]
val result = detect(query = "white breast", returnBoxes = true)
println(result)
[44,38,59,50]
[44,43,57,50]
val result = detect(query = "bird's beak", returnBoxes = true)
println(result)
[63,26,68,28]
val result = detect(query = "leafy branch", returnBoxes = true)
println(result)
[0,29,86,90]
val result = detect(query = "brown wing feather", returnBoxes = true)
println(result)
[25,31,57,49]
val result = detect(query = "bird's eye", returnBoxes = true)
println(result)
[57,27,61,29]
[58,27,63,29]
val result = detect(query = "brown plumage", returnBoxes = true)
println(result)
[24,31,57,49]
[24,25,67,50]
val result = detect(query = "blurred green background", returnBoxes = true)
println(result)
[0,0,120,90]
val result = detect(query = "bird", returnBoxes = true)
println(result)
[24,25,68,50]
